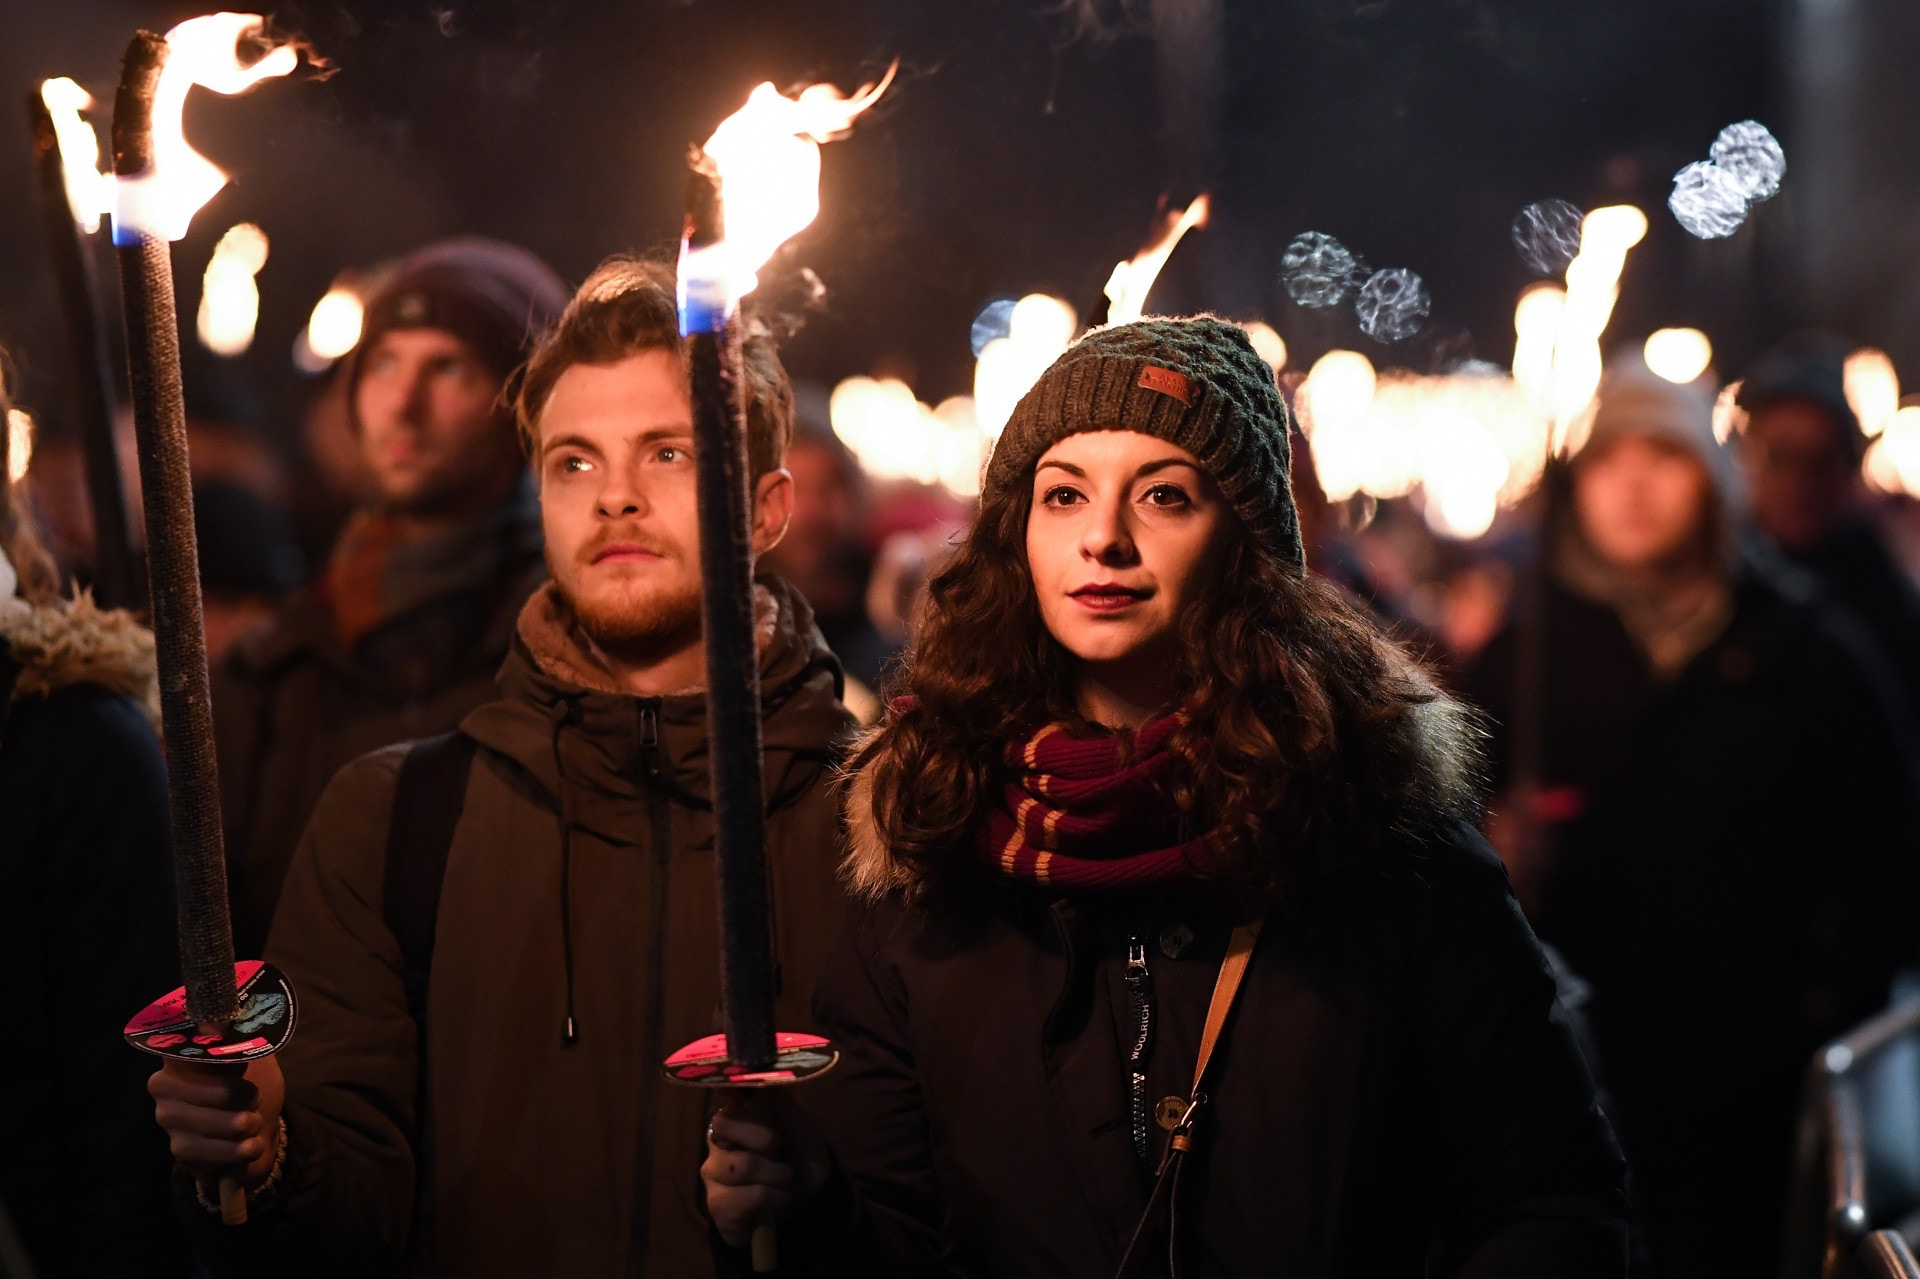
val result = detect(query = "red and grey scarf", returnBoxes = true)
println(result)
[982,712,1215,890]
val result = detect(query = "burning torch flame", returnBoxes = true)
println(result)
[1102,194,1211,326]
[680,62,896,319]
[39,78,115,233]
[196,222,269,356]
[113,13,299,245]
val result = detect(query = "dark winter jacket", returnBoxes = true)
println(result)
[746,746,1631,1275]
[0,598,188,1277]
[186,576,855,1277]
[1464,560,1920,1276]
[214,489,546,957]
[1777,516,1920,718]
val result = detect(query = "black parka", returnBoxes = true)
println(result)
[754,820,1630,1278]
[1464,560,1920,1276]
[0,599,188,1278]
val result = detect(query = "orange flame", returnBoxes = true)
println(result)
[680,63,895,319]
[40,78,115,233]
[1102,194,1211,325]
[113,13,298,244]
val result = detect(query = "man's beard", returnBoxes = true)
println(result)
[559,558,703,662]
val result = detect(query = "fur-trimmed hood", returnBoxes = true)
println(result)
[840,678,1486,901]
[1,593,160,726]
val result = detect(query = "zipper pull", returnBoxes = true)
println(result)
[1126,938,1148,982]
[639,703,658,749]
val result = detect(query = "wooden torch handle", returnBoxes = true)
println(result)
[217,1174,247,1226]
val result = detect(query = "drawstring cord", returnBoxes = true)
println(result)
[547,697,582,1046]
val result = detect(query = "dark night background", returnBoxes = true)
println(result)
[4,0,1918,449]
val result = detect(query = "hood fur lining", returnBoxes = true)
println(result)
[2,594,159,725]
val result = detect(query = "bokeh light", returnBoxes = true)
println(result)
[196,222,270,357]
[1511,199,1584,276]
[1241,321,1287,371]
[1710,120,1786,201]
[1643,328,1714,384]
[6,409,33,484]
[1355,268,1430,343]
[1280,231,1358,309]
[1844,348,1900,438]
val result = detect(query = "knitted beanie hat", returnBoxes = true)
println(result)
[983,316,1303,568]
[348,237,569,395]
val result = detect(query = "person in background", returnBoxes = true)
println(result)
[1737,337,1920,714]
[759,415,895,697]
[212,237,567,957]
[195,478,305,662]
[0,374,187,1278]
[1465,358,1920,1278]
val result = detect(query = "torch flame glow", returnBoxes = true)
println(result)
[6,410,33,485]
[196,222,269,356]
[113,13,299,245]
[1844,348,1900,438]
[39,78,115,233]
[1102,194,1210,326]
[680,63,895,321]
[305,285,365,362]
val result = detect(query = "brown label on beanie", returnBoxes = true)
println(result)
[1137,366,1193,405]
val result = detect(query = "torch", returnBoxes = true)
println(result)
[27,81,141,611]
[660,64,891,1274]
[1084,192,1210,331]
[106,16,300,1227]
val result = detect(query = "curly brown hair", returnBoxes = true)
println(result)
[510,254,792,480]
[847,468,1485,908]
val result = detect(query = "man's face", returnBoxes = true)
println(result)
[1741,399,1857,551]
[1573,433,1713,572]
[354,327,517,515]
[535,349,792,658]
[760,438,861,612]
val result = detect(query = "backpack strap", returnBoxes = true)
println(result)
[1113,920,1263,1279]
[382,731,478,1035]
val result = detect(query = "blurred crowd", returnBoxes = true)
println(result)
[7,233,1920,1276]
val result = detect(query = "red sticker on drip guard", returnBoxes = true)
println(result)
[124,961,296,1064]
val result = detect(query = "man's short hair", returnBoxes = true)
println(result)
[512,256,793,480]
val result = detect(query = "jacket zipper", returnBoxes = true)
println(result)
[1125,936,1154,1166]
[631,702,670,1274]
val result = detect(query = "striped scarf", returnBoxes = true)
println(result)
[982,712,1214,890]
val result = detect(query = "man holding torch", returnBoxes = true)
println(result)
[148,255,855,1275]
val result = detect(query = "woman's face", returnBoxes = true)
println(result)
[1572,433,1713,572]
[1025,430,1232,680]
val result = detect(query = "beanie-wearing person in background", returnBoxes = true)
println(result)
[213,237,568,956]
[1466,359,1920,1278]
[0,375,187,1277]
[704,317,1629,1278]
[1737,337,1920,716]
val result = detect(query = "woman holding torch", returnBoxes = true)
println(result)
[704,316,1630,1277]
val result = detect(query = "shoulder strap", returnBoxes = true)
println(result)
[383,731,478,1033]
[1113,920,1262,1279]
